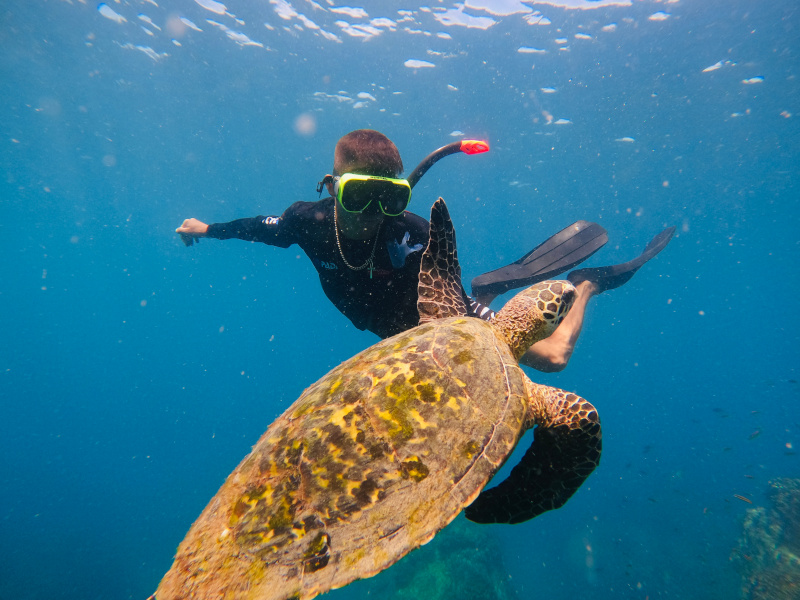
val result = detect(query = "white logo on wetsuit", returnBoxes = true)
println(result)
[387,231,423,269]
[262,216,280,226]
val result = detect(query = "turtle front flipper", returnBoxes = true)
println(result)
[464,380,601,524]
[418,197,468,323]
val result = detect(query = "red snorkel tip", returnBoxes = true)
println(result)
[459,140,490,155]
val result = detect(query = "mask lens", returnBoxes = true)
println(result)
[376,181,411,216]
[338,178,374,213]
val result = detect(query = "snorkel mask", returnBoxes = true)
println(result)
[319,173,412,217]
[317,139,490,215]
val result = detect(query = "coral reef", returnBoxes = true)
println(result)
[734,478,800,600]
[359,516,519,600]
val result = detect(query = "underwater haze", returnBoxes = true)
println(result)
[2,0,798,599]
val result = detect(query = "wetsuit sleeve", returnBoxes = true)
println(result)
[205,206,302,248]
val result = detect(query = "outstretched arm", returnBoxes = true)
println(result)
[174,214,297,248]
[176,218,209,246]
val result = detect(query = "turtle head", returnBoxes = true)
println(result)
[492,280,576,361]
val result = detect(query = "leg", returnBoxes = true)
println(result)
[520,281,597,372]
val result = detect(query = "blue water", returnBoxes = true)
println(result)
[2,1,798,598]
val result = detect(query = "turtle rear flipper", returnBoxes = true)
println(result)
[465,381,601,524]
[418,197,468,324]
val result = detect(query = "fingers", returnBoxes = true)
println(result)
[176,224,194,246]
[176,218,207,246]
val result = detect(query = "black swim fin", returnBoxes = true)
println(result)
[567,226,675,293]
[471,221,608,299]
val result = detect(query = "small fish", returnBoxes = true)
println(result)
[733,494,752,504]
[748,430,761,440]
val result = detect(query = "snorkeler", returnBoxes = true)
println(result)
[176,129,673,372]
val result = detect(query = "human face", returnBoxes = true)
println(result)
[332,192,385,240]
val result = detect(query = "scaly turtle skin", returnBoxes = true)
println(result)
[152,198,602,600]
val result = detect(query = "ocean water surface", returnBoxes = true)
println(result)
[2,1,798,599]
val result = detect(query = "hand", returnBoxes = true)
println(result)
[176,218,209,247]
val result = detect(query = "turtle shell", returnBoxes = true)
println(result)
[154,316,528,600]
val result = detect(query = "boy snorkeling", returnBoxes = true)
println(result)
[176,129,673,372]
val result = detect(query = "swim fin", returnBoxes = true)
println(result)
[567,226,675,293]
[471,220,608,299]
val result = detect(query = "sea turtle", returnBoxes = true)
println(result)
[151,198,602,600]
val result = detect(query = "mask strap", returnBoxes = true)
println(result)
[316,175,334,197]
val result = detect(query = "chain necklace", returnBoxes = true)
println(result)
[333,204,382,279]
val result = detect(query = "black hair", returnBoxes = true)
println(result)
[333,130,403,177]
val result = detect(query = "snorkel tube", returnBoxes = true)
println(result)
[407,139,490,189]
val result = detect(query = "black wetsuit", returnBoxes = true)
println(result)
[206,197,493,338]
